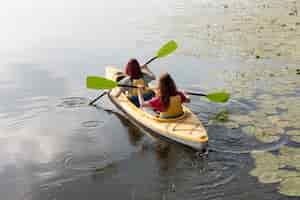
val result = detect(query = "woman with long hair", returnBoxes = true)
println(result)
[138,73,190,118]
[115,58,156,107]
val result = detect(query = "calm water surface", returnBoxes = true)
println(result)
[0,0,299,199]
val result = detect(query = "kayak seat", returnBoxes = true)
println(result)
[154,111,188,122]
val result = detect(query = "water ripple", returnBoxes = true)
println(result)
[81,120,105,128]
[57,97,88,108]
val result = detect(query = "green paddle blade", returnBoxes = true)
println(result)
[86,76,118,90]
[156,40,178,58]
[206,92,230,103]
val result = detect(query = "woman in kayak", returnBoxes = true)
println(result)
[138,73,190,119]
[115,58,156,107]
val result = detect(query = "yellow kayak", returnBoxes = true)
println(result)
[106,67,208,152]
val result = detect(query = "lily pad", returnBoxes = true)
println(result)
[289,121,300,129]
[256,94,274,100]
[258,171,282,184]
[290,136,300,143]
[230,115,253,125]
[223,121,240,129]
[255,132,280,143]
[286,130,300,136]
[249,111,267,119]
[275,120,290,128]
[251,152,279,170]
[214,109,229,122]
[277,170,300,179]
[279,146,300,169]
[279,177,300,196]
[276,103,288,110]
[261,127,284,135]
[242,125,258,135]
[268,115,281,124]
[224,63,300,196]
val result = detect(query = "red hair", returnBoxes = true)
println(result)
[125,59,142,79]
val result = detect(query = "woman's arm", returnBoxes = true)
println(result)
[141,64,156,80]
[114,87,124,97]
[185,96,191,103]
[137,86,152,108]
[184,91,191,103]
[179,90,191,103]
[114,77,130,97]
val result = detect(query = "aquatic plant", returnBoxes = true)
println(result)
[250,146,300,196]
[218,64,300,196]
[214,109,229,122]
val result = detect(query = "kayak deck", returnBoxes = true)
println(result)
[106,67,208,151]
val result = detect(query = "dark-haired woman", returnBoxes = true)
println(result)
[138,73,190,119]
[115,58,156,107]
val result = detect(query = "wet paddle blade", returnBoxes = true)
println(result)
[86,76,118,90]
[156,40,178,58]
[206,92,230,103]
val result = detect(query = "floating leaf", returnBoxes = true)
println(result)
[255,131,280,143]
[224,63,300,196]
[258,171,282,184]
[261,127,284,135]
[277,170,299,179]
[214,109,229,122]
[242,125,258,135]
[279,177,300,196]
[230,115,253,125]
[275,120,290,128]
[279,146,300,169]
[223,121,240,129]
[251,152,279,169]
[290,136,300,143]
[287,130,300,136]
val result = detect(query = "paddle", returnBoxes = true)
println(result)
[88,40,178,105]
[144,40,178,65]
[186,91,230,103]
[86,76,230,103]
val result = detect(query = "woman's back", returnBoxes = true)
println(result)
[138,73,189,119]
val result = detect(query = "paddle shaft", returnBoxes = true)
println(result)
[118,86,208,97]
[89,91,107,105]
[119,85,209,96]
[144,56,157,65]
[118,84,138,88]
[186,91,207,97]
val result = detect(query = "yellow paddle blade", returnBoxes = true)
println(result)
[156,40,178,58]
[86,76,118,90]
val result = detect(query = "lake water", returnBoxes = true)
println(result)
[0,0,300,199]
